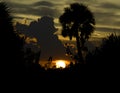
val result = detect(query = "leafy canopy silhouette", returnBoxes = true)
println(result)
[0,2,25,65]
[86,33,120,64]
[59,3,95,63]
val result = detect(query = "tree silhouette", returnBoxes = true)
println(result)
[59,3,95,63]
[0,2,25,66]
[86,33,120,64]
[98,33,120,64]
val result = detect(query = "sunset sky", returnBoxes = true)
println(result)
[4,0,120,40]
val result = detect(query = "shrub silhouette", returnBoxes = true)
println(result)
[86,33,120,64]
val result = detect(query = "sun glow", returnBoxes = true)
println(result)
[55,60,67,68]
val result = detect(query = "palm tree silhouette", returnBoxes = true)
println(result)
[0,2,24,65]
[59,3,95,63]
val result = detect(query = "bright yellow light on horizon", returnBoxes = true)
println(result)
[55,60,67,68]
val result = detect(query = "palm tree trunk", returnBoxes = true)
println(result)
[75,32,84,64]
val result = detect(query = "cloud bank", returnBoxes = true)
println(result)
[4,0,120,39]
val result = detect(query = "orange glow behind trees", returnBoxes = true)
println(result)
[54,60,70,68]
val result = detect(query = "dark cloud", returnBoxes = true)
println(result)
[88,2,120,26]
[33,6,60,17]
[95,12,114,18]
[94,12,120,26]
[5,0,120,30]
[114,21,120,26]
[31,1,60,17]
[13,6,59,17]
[6,2,28,9]
[96,27,120,34]
[100,2,120,9]
[6,1,60,18]
[94,11,114,22]
[13,16,34,21]
[6,2,31,13]
[15,16,69,61]
[13,16,26,20]
[73,0,96,3]
[33,1,54,7]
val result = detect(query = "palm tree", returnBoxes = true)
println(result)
[59,3,95,63]
[0,2,24,65]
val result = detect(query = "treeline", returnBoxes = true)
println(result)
[1,1,120,83]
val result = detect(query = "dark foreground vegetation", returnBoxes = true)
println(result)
[1,2,119,87]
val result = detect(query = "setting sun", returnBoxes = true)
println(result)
[55,60,67,68]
